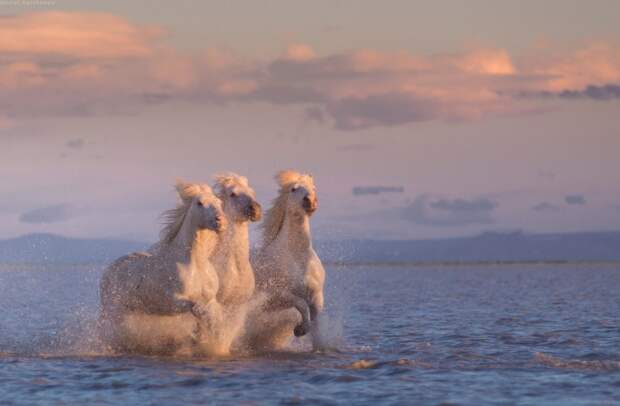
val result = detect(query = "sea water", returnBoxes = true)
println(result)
[1,263,619,404]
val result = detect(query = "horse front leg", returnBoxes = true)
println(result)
[190,300,223,329]
[262,291,312,337]
[308,292,325,350]
[287,294,312,337]
[170,298,195,313]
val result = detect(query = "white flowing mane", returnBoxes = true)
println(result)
[261,170,314,247]
[160,181,213,244]
[213,172,250,198]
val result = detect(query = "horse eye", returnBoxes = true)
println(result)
[230,192,237,198]
[291,187,298,192]
[197,201,203,207]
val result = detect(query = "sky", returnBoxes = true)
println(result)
[1,0,620,242]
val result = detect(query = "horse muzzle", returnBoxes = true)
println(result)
[294,323,308,337]
[302,197,317,215]
[246,202,262,222]
[210,214,226,232]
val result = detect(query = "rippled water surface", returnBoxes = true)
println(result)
[1,263,620,405]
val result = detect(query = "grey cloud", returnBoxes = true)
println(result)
[65,138,84,149]
[304,106,325,123]
[141,92,174,105]
[537,170,556,179]
[429,198,496,212]
[254,55,443,130]
[353,186,405,196]
[19,204,77,224]
[521,83,620,101]
[266,56,372,82]
[532,202,561,212]
[337,143,375,152]
[565,194,587,205]
[399,196,498,226]
[249,84,325,105]
[326,94,438,131]
[557,84,620,101]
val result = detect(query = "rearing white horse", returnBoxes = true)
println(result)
[99,181,228,355]
[248,170,325,351]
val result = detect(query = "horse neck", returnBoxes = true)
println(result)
[275,211,312,260]
[213,219,249,264]
[169,214,213,267]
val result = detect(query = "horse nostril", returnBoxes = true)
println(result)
[247,202,262,220]
[303,196,310,203]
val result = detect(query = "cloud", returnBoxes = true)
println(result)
[456,48,516,75]
[0,12,162,59]
[528,43,620,92]
[537,170,556,179]
[19,204,77,224]
[326,94,438,130]
[283,44,317,62]
[2,11,620,131]
[532,202,561,212]
[337,143,375,152]
[556,84,620,100]
[0,12,244,118]
[304,106,325,123]
[429,198,497,212]
[565,194,587,205]
[523,83,620,101]
[398,196,498,226]
[353,186,405,196]
[65,138,84,149]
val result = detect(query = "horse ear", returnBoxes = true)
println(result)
[175,179,189,195]
[175,180,200,202]
[214,172,239,196]
[213,174,226,195]
[276,170,299,187]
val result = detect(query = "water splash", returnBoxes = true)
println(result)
[534,352,620,371]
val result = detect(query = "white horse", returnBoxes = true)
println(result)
[247,170,325,351]
[211,173,261,306]
[99,181,228,356]
[209,173,261,352]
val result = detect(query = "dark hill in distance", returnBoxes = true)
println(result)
[0,233,148,264]
[1,231,620,265]
[315,231,620,264]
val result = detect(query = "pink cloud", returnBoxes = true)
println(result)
[530,42,620,91]
[0,11,162,59]
[455,48,516,75]
[1,11,619,131]
[283,44,317,62]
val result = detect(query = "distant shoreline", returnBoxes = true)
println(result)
[2,260,619,271]
[2,232,620,267]
[325,260,620,268]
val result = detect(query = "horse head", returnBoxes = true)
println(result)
[214,172,262,223]
[276,170,318,217]
[175,181,226,234]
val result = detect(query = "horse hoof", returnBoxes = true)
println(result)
[294,324,307,337]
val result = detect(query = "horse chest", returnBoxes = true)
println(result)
[177,262,218,301]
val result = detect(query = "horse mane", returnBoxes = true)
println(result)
[159,180,213,244]
[261,189,289,247]
[213,172,249,199]
[261,170,313,247]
